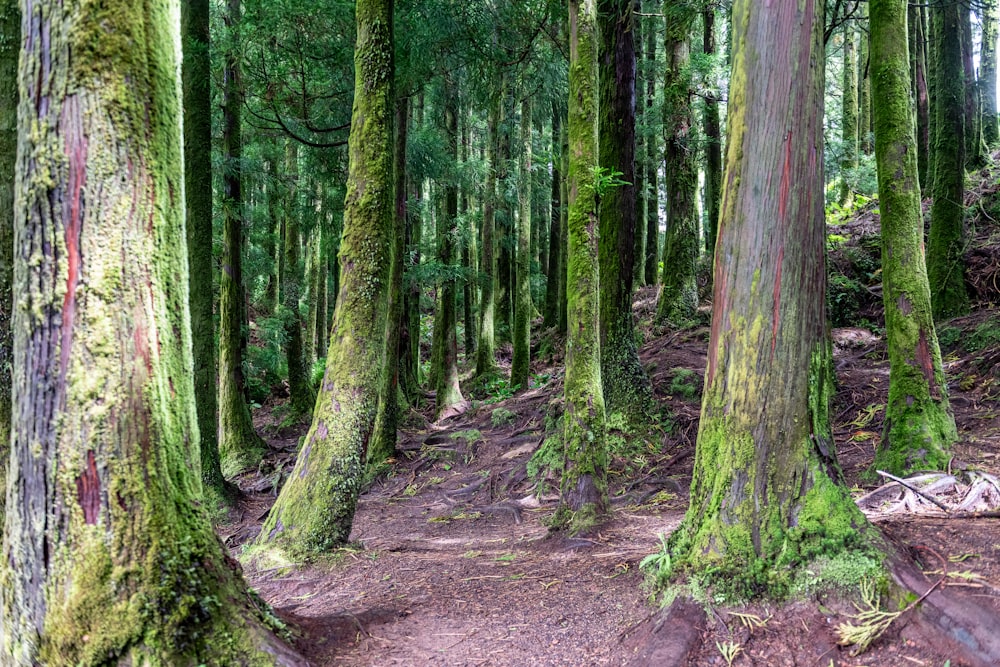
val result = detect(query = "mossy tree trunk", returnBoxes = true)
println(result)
[657,3,699,324]
[257,0,395,558]
[632,6,646,288]
[0,1,303,662]
[309,208,329,363]
[280,141,315,417]
[461,110,477,359]
[597,0,652,419]
[476,95,500,377]
[512,95,533,391]
[544,101,563,328]
[561,0,608,532]
[928,4,970,321]
[558,108,570,335]
[0,0,17,526]
[859,6,872,154]
[671,0,871,588]
[840,26,858,206]
[218,0,267,476]
[870,0,957,474]
[911,5,930,191]
[433,77,465,418]
[983,0,1000,149]
[702,6,722,264]
[961,9,985,168]
[644,3,660,285]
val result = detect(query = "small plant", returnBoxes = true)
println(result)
[729,611,770,633]
[589,165,631,198]
[639,533,674,589]
[716,640,743,667]
[491,407,516,427]
[481,376,518,404]
[310,356,327,390]
[668,368,700,400]
[835,577,901,655]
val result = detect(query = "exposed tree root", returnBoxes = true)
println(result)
[621,597,704,666]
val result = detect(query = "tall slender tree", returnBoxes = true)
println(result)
[512,95,533,390]
[983,0,1000,149]
[544,102,564,328]
[0,1,303,662]
[0,0,17,525]
[911,5,930,190]
[840,25,858,205]
[477,96,501,376]
[859,5,872,154]
[871,0,957,473]
[258,0,395,557]
[702,6,722,262]
[561,0,608,532]
[632,5,646,288]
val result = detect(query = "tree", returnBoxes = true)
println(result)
[257,0,396,558]
[870,0,957,473]
[983,0,1000,149]
[218,0,268,475]
[560,0,608,532]
[0,1,302,662]
[0,0,17,525]
[701,6,722,262]
[927,3,969,320]
[668,0,872,590]
[544,102,564,328]
[840,25,858,205]
[597,0,652,419]
[511,95,533,390]
[477,95,501,376]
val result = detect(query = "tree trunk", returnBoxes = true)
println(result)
[0,0,17,525]
[632,5,646,288]
[310,209,329,362]
[476,96,500,377]
[859,5,872,154]
[558,109,570,335]
[0,1,303,662]
[928,4,970,320]
[597,0,651,420]
[961,8,985,168]
[512,96,533,391]
[702,7,722,263]
[461,110,477,359]
[433,77,466,418]
[672,0,872,588]
[560,0,608,533]
[871,0,957,474]
[258,0,395,558]
[644,3,660,285]
[218,0,266,476]
[911,5,930,191]
[983,0,1000,149]
[840,26,858,205]
[544,102,563,328]
[657,5,699,324]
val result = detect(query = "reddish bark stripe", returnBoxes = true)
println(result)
[778,131,792,221]
[61,97,86,382]
[75,450,100,525]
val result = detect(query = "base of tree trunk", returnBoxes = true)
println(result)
[621,597,704,666]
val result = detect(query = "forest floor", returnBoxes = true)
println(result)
[220,175,1000,666]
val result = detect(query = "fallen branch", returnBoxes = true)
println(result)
[875,470,951,512]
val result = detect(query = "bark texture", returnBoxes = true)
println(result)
[871,0,957,474]
[0,0,17,525]
[511,95,532,391]
[257,0,395,558]
[702,7,722,262]
[983,0,1000,149]
[544,102,563,328]
[840,26,858,205]
[0,1,302,663]
[476,97,500,377]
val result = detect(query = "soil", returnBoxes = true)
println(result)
[219,176,1000,666]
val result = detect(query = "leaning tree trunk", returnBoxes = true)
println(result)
[928,4,969,321]
[257,0,395,559]
[983,0,1000,149]
[840,25,858,205]
[657,4,699,324]
[0,1,304,663]
[476,94,500,377]
[597,0,652,420]
[671,0,872,588]
[560,0,608,533]
[218,0,266,476]
[870,0,957,474]
[0,0,17,525]
[511,95,533,391]
[702,7,722,263]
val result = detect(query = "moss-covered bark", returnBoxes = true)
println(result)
[632,10,646,288]
[910,5,930,191]
[561,0,608,532]
[308,212,329,363]
[544,102,563,328]
[0,1,303,662]
[657,4,699,324]
[597,0,652,420]
[476,97,500,377]
[671,0,874,592]
[512,96,533,391]
[928,4,970,321]
[840,26,858,206]
[558,110,570,335]
[961,9,984,168]
[702,7,722,262]
[870,0,957,474]
[859,5,872,155]
[984,0,1000,149]
[218,0,266,477]
[0,0,17,526]
[257,0,395,558]
[460,111,477,359]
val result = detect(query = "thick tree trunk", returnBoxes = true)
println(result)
[983,0,1000,149]
[928,5,970,320]
[544,102,563,328]
[702,7,722,263]
[218,0,267,476]
[840,26,858,205]
[657,5,699,324]
[597,0,651,420]
[871,0,957,474]
[258,0,395,558]
[0,0,17,525]
[512,96,533,391]
[561,0,608,532]
[673,0,871,588]
[476,97,500,377]
[0,1,303,662]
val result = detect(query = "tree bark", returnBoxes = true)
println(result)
[512,95,533,391]
[961,8,984,168]
[0,0,17,525]
[0,1,303,662]
[461,109,477,359]
[983,0,1000,149]
[561,0,608,532]
[218,0,267,476]
[911,5,930,191]
[870,0,957,474]
[859,5,872,154]
[544,102,563,328]
[632,4,646,288]
[476,95,500,377]
[258,0,395,558]
[928,4,970,320]
[558,108,570,335]
[840,26,858,205]
[673,0,871,587]
[702,7,722,263]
